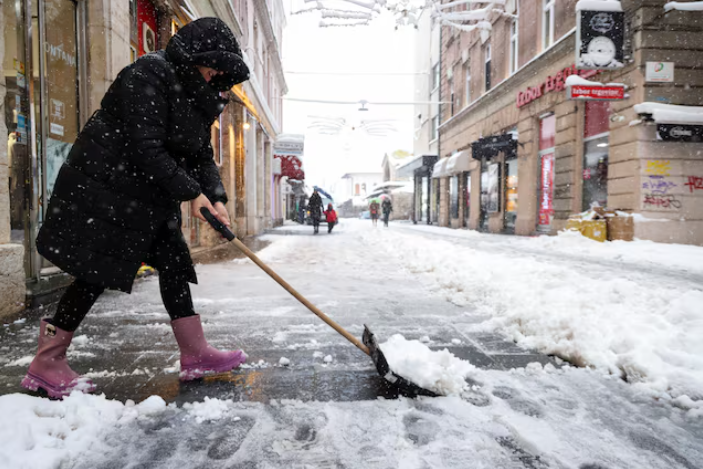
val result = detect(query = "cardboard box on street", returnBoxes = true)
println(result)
[607,216,634,241]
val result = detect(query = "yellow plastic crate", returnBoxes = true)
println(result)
[565,219,607,243]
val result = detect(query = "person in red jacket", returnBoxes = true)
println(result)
[324,203,338,233]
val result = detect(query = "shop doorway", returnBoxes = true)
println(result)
[479,159,500,231]
[582,102,610,211]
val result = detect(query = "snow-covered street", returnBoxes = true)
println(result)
[1,219,702,469]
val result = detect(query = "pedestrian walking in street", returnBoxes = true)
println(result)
[369,199,380,227]
[381,196,393,227]
[308,189,323,234]
[324,203,338,234]
[21,18,250,399]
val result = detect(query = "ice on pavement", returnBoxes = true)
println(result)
[381,334,475,396]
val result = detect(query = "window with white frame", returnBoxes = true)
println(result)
[431,62,440,90]
[484,43,491,91]
[543,0,555,50]
[431,114,439,141]
[510,15,518,74]
[464,62,471,106]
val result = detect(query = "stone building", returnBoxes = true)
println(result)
[437,0,703,245]
[0,0,286,318]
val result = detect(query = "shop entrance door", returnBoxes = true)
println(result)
[463,172,470,227]
[479,159,500,231]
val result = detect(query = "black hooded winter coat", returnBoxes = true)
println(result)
[37,18,249,292]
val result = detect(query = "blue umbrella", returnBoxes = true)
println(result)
[313,186,333,200]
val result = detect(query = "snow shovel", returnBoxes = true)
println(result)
[200,208,437,397]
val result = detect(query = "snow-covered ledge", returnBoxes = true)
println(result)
[633,103,703,125]
[575,0,623,12]
[664,1,703,12]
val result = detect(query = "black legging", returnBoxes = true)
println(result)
[52,272,196,332]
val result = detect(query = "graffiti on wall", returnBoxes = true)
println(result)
[684,176,703,193]
[645,160,671,176]
[642,176,677,195]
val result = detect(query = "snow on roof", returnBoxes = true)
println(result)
[665,1,703,12]
[576,0,623,11]
[633,102,703,125]
[276,133,305,144]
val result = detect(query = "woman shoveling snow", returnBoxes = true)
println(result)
[22,18,250,399]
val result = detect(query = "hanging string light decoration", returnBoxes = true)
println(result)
[292,0,512,32]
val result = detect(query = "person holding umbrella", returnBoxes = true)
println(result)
[307,188,323,234]
[21,18,250,398]
[381,195,393,227]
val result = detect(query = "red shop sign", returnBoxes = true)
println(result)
[567,85,625,101]
[517,65,599,108]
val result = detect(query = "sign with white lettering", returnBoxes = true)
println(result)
[657,124,703,142]
[567,84,625,101]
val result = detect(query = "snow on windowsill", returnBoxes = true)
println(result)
[633,102,703,125]
[576,0,623,12]
[665,1,703,12]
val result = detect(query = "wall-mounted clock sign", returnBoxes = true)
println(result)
[576,5,625,70]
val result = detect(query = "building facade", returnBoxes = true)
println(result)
[437,0,703,245]
[402,5,442,225]
[0,0,287,318]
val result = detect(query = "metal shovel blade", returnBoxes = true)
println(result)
[362,325,438,398]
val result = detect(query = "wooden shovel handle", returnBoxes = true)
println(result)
[232,237,371,356]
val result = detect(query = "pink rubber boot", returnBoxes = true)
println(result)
[171,315,247,381]
[21,320,96,399]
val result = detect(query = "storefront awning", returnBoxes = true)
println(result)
[472,134,518,160]
[397,154,439,178]
[431,158,449,178]
[432,152,476,178]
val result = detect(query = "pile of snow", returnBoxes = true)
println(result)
[381,334,475,396]
[0,393,167,469]
[634,102,703,125]
[370,227,703,401]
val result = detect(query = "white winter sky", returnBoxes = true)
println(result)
[282,0,418,196]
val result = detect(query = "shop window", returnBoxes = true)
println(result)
[509,13,519,74]
[583,102,611,211]
[464,61,471,106]
[504,159,518,230]
[484,43,491,92]
[355,183,360,196]
[450,176,460,219]
[538,114,556,230]
[543,0,555,50]
[4,0,30,248]
[433,179,440,223]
